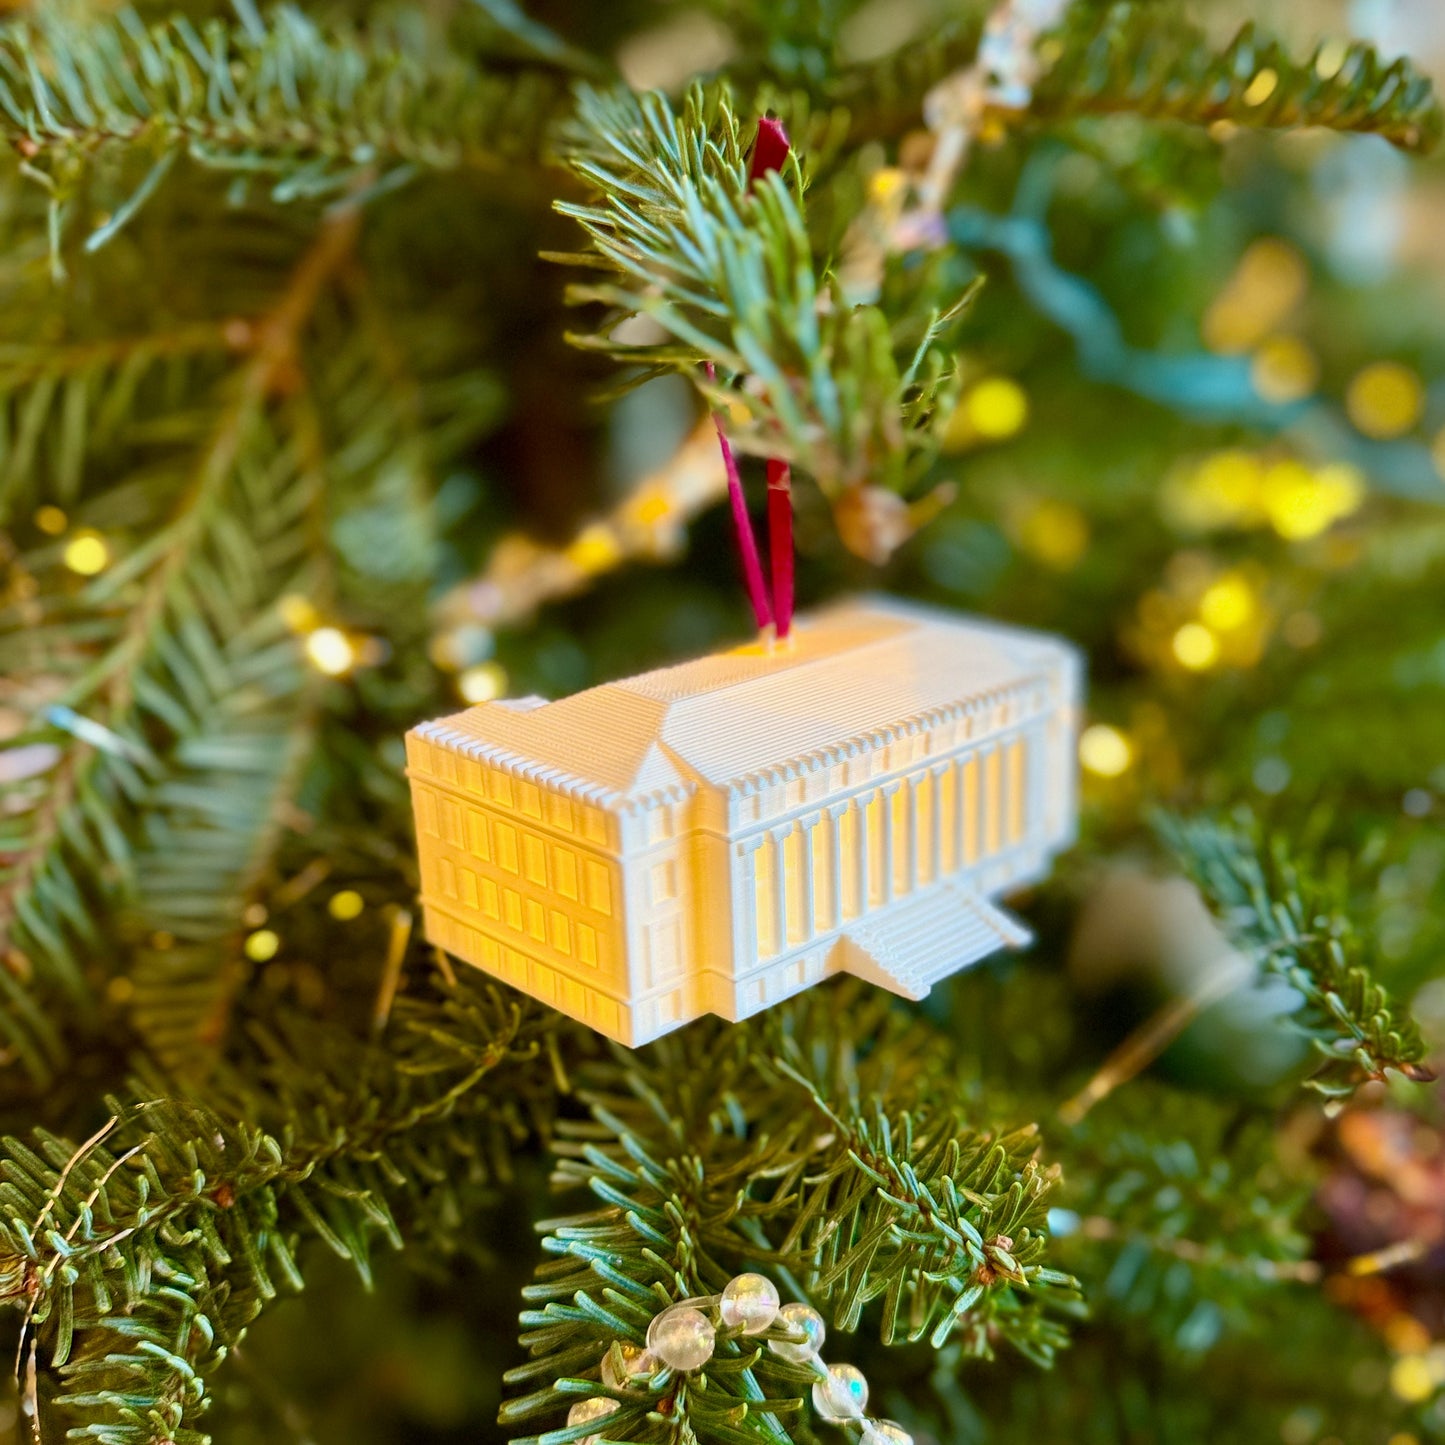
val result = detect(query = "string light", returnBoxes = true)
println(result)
[625,488,673,527]
[63,530,111,576]
[1016,498,1088,569]
[435,420,726,633]
[305,626,357,677]
[1389,1354,1435,1404]
[1202,239,1308,355]
[1198,573,1256,631]
[565,522,624,576]
[279,593,321,633]
[328,889,365,921]
[458,662,508,704]
[1250,335,1318,404]
[1386,1315,1432,1356]
[1079,724,1133,778]
[244,929,280,963]
[34,505,67,535]
[1166,449,1366,542]
[1347,361,1424,439]
[946,377,1029,448]
[1172,622,1219,671]
[1262,459,1365,540]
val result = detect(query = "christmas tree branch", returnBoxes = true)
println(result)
[1031,9,1441,152]
[1159,814,1432,1095]
[1,970,567,1445]
[1053,1083,1317,1348]
[553,84,966,497]
[0,210,357,1082]
[0,5,566,256]
[504,990,1076,1441]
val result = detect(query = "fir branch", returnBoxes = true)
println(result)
[0,211,356,1082]
[1031,8,1442,151]
[503,990,1076,1442]
[554,85,966,497]
[0,323,233,525]
[0,4,566,247]
[0,971,564,1445]
[826,16,982,145]
[1159,814,1432,1095]
[1055,1084,1317,1354]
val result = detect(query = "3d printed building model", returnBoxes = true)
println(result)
[406,597,1082,1046]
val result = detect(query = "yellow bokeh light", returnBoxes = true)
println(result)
[1080,724,1133,778]
[1347,361,1423,439]
[1172,622,1220,671]
[63,530,110,576]
[279,593,321,634]
[868,166,907,205]
[1313,462,1366,518]
[459,661,508,704]
[1018,499,1088,570]
[1251,335,1319,404]
[566,523,623,575]
[964,377,1029,441]
[1261,460,1365,540]
[1390,1354,1435,1405]
[305,626,357,677]
[1202,239,1308,355]
[328,889,364,921]
[1243,68,1278,106]
[34,504,67,535]
[1387,1314,1433,1356]
[244,928,280,963]
[628,489,673,526]
[1171,450,1267,532]
[1199,573,1256,631]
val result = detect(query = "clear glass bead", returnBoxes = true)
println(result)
[719,1273,781,1334]
[646,1304,716,1372]
[864,1421,914,1445]
[768,1301,826,1363]
[812,1362,869,1422]
[600,1341,656,1389]
[567,1395,618,1444]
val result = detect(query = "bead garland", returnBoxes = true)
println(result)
[565,1272,914,1444]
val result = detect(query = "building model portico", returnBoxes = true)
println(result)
[406,597,1082,1046]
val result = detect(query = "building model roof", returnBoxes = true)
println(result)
[413,597,1066,806]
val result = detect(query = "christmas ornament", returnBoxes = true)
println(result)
[406,595,1081,1045]
[565,1275,919,1444]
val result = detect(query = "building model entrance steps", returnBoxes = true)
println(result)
[838,884,1033,1002]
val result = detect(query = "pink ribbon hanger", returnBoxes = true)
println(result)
[707,117,796,640]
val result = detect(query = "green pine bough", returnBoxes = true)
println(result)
[0,1,1439,1442]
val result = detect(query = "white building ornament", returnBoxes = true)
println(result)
[406,597,1082,1046]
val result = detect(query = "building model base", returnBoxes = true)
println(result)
[405,597,1082,1046]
